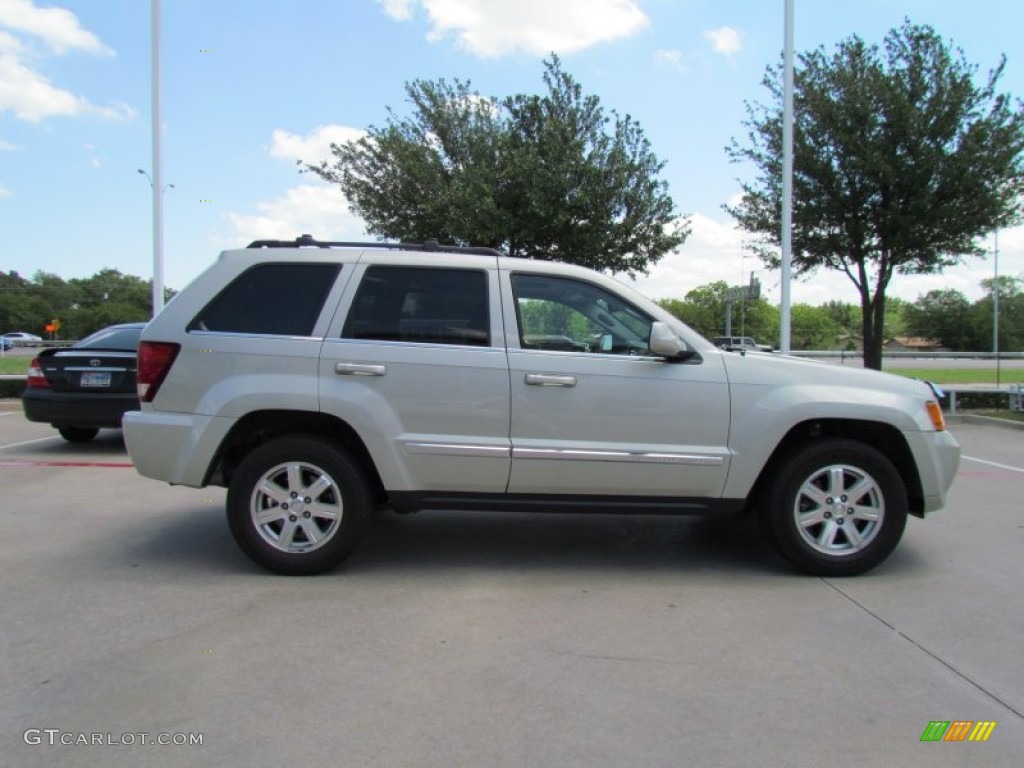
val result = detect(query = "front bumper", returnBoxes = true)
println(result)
[906,428,961,515]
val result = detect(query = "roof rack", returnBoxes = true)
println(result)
[246,234,503,257]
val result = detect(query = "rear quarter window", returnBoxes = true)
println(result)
[189,263,341,336]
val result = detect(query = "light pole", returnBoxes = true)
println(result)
[149,0,165,316]
[993,229,1000,387]
[137,169,173,315]
[780,0,794,355]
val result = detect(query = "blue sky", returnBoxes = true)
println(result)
[2,0,1022,309]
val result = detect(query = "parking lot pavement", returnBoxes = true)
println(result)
[1,407,1022,767]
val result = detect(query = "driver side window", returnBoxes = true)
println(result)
[512,274,653,355]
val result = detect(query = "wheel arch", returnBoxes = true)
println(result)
[748,419,926,517]
[204,409,385,502]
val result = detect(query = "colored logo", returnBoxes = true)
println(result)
[920,721,996,742]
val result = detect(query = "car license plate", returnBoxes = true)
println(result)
[80,372,111,387]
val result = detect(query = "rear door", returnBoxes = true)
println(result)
[319,253,511,495]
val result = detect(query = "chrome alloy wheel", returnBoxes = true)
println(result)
[793,464,884,556]
[250,461,343,554]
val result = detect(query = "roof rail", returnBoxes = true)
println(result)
[246,234,503,257]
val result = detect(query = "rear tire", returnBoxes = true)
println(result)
[226,437,372,575]
[57,426,99,443]
[758,439,908,576]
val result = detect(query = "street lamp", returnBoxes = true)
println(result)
[137,169,173,316]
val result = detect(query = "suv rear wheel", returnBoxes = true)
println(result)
[759,439,908,576]
[226,437,372,575]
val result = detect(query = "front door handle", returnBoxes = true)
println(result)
[525,373,577,387]
[335,362,387,376]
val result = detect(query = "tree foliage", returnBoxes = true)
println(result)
[0,269,160,340]
[304,56,687,277]
[727,20,1024,368]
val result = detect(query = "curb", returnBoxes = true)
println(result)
[948,414,1024,432]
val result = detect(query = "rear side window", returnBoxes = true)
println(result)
[190,263,341,336]
[342,266,489,347]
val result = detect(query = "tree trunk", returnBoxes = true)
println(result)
[860,290,887,370]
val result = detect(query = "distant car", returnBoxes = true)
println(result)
[2,332,43,347]
[22,323,146,442]
[712,336,773,353]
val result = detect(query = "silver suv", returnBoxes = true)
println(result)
[124,236,960,576]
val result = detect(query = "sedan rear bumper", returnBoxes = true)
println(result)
[22,388,140,428]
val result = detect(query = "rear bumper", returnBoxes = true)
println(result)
[123,409,235,487]
[22,388,139,428]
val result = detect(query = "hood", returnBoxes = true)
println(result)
[717,349,936,400]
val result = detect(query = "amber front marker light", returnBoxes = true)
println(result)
[926,401,946,431]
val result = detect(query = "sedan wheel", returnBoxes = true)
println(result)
[57,426,99,443]
[227,437,371,575]
[760,438,907,576]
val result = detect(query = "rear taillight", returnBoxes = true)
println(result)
[137,341,180,402]
[26,358,50,388]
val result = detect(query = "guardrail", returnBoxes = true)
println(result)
[942,384,1023,414]
[796,350,1024,361]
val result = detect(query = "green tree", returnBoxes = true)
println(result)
[305,55,687,277]
[903,289,973,349]
[790,303,842,350]
[971,275,1024,352]
[658,281,778,342]
[727,21,1024,369]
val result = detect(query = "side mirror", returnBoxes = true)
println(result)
[649,322,693,361]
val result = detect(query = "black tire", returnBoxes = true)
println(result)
[758,438,908,577]
[57,426,99,443]
[226,437,372,575]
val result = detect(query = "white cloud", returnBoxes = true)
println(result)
[377,0,416,21]
[380,0,649,58]
[628,213,746,299]
[0,1,130,123]
[0,0,112,55]
[703,26,741,58]
[654,49,684,73]
[628,216,1024,306]
[222,185,369,246]
[269,125,365,165]
[0,52,133,121]
[0,182,9,197]
[0,135,16,150]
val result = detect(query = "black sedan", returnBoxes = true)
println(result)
[22,323,146,442]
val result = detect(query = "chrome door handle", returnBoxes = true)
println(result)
[525,373,577,387]
[335,362,387,376]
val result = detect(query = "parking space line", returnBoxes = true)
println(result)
[0,436,64,451]
[962,455,1024,474]
[0,460,134,468]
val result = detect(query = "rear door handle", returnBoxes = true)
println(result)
[335,362,387,376]
[525,373,577,387]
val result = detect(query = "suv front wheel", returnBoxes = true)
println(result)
[226,437,372,575]
[759,439,908,577]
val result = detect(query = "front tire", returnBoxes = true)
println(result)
[227,437,372,575]
[759,439,908,577]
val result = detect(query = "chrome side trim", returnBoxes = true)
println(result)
[512,447,724,466]
[403,441,512,458]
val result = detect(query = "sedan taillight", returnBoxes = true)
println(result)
[137,341,180,402]
[26,358,50,388]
